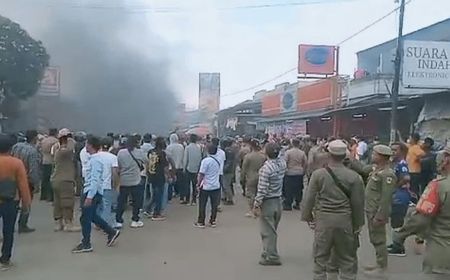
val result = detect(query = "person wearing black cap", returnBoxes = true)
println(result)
[10,130,41,233]
[253,142,286,266]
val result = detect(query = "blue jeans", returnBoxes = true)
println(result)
[162,183,168,211]
[0,201,18,263]
[80,194,115,246]
[98,189,117,227]
[151,182,165,216]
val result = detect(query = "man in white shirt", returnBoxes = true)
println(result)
[194,144,221,228]
[97,137,120,227]
[79,146,90,181]
[356,137,368,162]
[166,133,184,198]
[211,138,226,205]
[212,138,226,176]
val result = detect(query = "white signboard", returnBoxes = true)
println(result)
[39,67,61,96]
[403,40,450,89]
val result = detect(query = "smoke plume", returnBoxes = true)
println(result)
[1,0,178,134]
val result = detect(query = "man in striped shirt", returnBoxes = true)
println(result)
[253,143,286,266]
[11,130,41,233]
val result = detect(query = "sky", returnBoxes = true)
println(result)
[2,0,450,111]
[143,0,450,109]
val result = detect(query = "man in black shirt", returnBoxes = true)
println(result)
[420,137,437,192]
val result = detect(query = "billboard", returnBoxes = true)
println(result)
[403,40,450,89]
[298,45,337,76]
[264,120,307,136]
[39,67,60,95]
[262,93,281,116]
[297,79,333,111]
[280,84,297,113]
[199,73,220,115]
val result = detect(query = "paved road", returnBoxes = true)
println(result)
[3,196,432,280]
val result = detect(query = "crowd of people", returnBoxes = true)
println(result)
[0,128,449,279]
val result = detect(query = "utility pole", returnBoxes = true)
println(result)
[390,0,406,143]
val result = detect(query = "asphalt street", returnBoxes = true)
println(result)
[2,196,436,280]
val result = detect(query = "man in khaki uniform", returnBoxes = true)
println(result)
[363,145,396,278]
[307,140,329,181]
[241,139,266,217]
[302,140,365,280]
[390,146,450,278]
[237,137,251,195]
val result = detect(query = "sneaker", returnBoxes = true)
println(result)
[180,200,189,205]
[293,204,301,210]
[224,200,234,206]
[194,222,205,229]
[18,226,36,234]
[245,212,255,218]
[71,243,93,254]
[114,222,123,229]
[387,244,393,249]
[151,215,166,221]
[258,258,282,266]
[363,265,379,272]
[208,221,217,228]
[363,267,387,278]
[107,230,121,247]
[63,222,81,232]
[54,220,64,232]
[130,221,144,228]
[388,244,406,257]
[143,211,153,218]
[190,202,197,206]
[217,206,222,212]
[0,261,12,271]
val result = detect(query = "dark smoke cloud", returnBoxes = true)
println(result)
[1,0,178,134]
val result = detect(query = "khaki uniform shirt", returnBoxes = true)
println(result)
[240,151,266,193]
[302,163,365,229]
[394,176,450,274]
[364,166,396,221]
[40,136,58,165]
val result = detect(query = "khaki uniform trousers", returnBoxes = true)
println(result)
[52,180,75,221]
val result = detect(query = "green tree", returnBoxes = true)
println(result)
[0,14,49,122]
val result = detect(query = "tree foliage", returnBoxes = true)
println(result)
[0,15,49,101]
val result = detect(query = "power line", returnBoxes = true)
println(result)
[337,0,412,45]
[222,67,297,97]
[220,0,359,10]
[23,0,360,13]
[221,0,414,98]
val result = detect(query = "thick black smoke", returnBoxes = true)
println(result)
[1,0,178,134]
